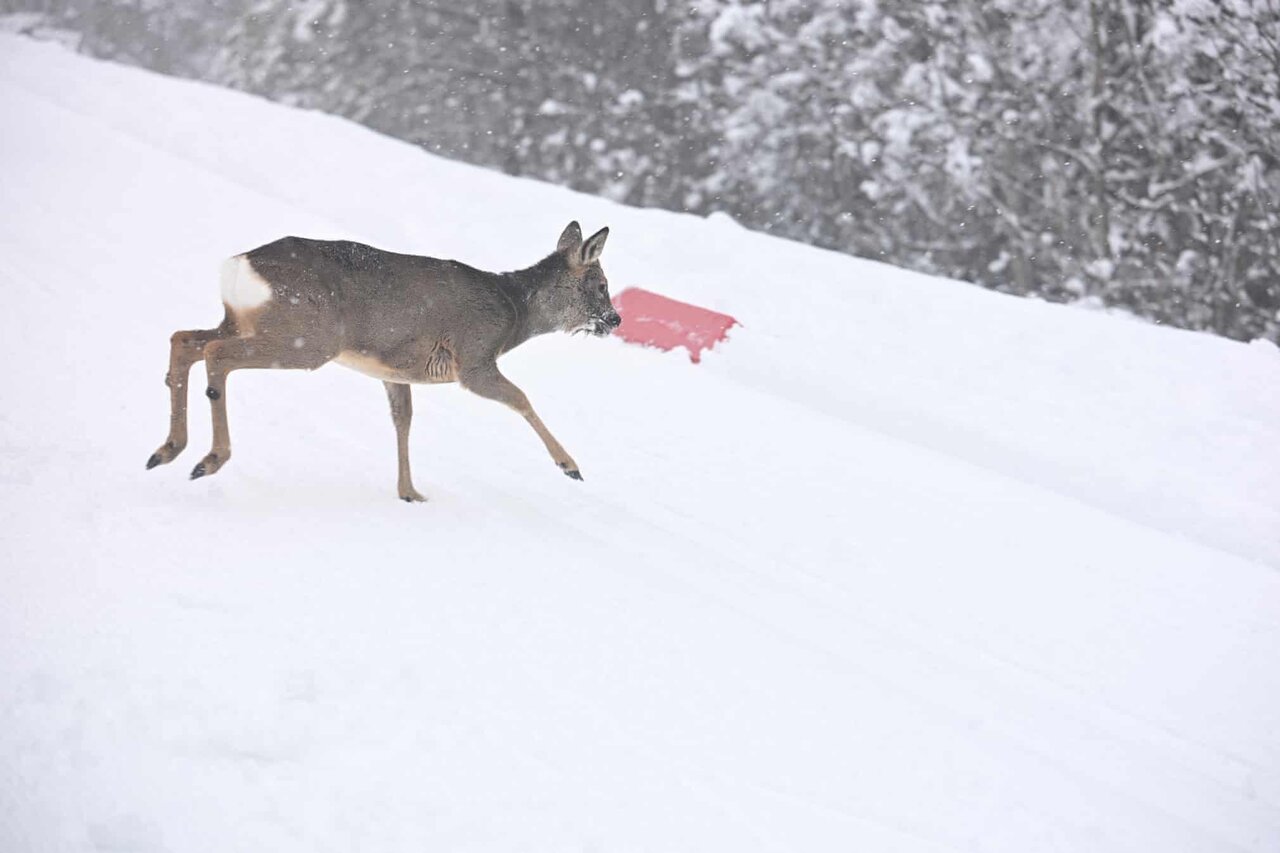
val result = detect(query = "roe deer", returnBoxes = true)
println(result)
[146,221,621,500]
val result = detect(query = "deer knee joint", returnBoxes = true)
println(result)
[508,391,533,415]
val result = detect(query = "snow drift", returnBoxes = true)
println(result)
[1,35,1278,853]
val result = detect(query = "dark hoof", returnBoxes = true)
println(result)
[146,441,176,470]
[561,467,583,481]
[189,463,206,480]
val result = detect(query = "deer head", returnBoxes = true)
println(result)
[531,221,621,337]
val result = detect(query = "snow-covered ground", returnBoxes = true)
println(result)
[2,34,1279,853]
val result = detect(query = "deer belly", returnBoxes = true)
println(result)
[334,342,458,384]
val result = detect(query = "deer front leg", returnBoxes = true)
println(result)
[383,381,426,502]
[146,325,228,469]
[460,364,583,481]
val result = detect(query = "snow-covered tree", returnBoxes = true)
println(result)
[10,0,1276,341]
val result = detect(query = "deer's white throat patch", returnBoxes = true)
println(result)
[219,255,273,311]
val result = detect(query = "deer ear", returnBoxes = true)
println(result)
[580,226,609,265]
[557,221,583,254]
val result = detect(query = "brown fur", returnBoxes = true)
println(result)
[146,222,620,499]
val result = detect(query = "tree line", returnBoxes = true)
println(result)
[8,0,1277,342]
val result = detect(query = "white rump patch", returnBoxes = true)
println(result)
[219,255,273,311]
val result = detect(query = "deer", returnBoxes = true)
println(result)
[145,221,621,501]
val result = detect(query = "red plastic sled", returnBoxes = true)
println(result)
[612,287,738,364]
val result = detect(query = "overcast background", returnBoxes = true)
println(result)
[4,0,1277,343]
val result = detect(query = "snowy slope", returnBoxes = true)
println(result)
[1,34,1279,853]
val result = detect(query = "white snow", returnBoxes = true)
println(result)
[1,34,1279,853]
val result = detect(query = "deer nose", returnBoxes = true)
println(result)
[605,311,622,328]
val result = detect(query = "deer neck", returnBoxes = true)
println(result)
[501,254,566,344]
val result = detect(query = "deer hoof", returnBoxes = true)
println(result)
[559,463,583,481]
[190,452,222,480]
[399,490,427,503]
[146,440,180,470]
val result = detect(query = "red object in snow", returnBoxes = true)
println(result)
[611,287,738,364]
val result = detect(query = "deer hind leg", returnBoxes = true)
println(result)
[146,321,232,470]
[460,364,583,481]
[384,381,426,502]
[190,335,336,480]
